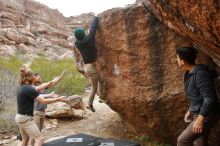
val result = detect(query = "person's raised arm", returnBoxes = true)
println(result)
[51,70,67,85]
[87,16,99,41]
[35,81,53,92]
[35,70,67,92]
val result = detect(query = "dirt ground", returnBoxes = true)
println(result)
[43,94,133,141]
[3,93,135,146]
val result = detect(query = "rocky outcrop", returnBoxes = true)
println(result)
[65,13,94,30]
[46,103,85,119]
[45,95,85,119]
[96,2,220,145]
[144,0,220,67]
[0,0,93,59]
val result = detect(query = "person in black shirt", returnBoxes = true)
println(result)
[176,47,219,146]
[74,16,105,112]
[15,68,67,146]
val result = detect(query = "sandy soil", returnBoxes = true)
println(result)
[43,94,133,141]
[4,93,134,146]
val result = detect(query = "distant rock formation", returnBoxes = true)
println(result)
[0,0,94,60]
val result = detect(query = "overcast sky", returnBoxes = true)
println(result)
[34,0,136,17]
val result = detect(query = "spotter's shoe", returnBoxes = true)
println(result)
[86,105,95,112]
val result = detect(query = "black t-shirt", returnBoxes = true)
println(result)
[17,85,39,116]
[75,17,98,64]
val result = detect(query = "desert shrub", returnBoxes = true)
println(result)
[0,56,23,73]
[30,57,88,96]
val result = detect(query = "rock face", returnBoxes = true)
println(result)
[0,0,93,59]
[96,2,220,145]
[144,0,220,67]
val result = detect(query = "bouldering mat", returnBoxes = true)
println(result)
[43,133,140,146]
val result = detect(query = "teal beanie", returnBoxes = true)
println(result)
[74,28,85,40]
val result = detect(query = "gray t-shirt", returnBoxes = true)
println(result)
[33,85,47,112]
[34,101,47,112]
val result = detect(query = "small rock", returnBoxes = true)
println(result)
[45,124,53,130]
[3,136,10,139]
[2,139,11,144]
[11,135,17,141]
[49,119,58,125]
[51,125,57,128]
[66,95,83,109]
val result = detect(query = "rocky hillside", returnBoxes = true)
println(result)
[0,0,93,60]
[94,1,220,145]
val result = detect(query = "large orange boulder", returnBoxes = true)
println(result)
[95,3,220,145]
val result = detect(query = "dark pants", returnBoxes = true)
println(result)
[177,116,218,146]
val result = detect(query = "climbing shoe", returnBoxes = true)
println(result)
[17,133,22,141]
[86,105,96,112]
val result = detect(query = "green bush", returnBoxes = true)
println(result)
[30,57,88,95]
[0,56,23,73]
